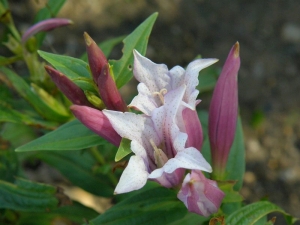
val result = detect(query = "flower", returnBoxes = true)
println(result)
[103,85,212,194]
[129,50,218,114]
[208,42,240,179]
[177,170,225,217]
[130,50,217,150]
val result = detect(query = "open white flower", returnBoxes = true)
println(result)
[103,85,211,194]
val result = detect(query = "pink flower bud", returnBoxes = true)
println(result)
[97,64,127,112]
[182,103,203,151]
[177,170,224,217]
[45,65,93,107]
[84,32,107,84]
[22,18,73,43]
[84,32,127,112]
[208,42,240,179]
[70,105,121,146]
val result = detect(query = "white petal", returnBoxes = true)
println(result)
[168,65,185,89]
[133,50,170,92]
[129,83,157,115]
[184,58,218,107]
[163,147,212,174]
[103,110,160,147]
[114,156,149,194]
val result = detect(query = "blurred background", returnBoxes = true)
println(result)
[5,0,300,221]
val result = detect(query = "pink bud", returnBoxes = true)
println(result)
[22,18,73,43]
[182,103,203,151]
[208,42,240,179]
[84,32,107,84]
[177,170,224,217]
[84,32,127,112]
[70,105,121,146]
[97,64,128,112]
[45,65,93,107]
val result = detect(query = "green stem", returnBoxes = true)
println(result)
[90,146,105,165]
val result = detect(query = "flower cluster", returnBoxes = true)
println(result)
[45,33,240,217]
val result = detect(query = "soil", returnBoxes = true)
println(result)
[5,0,300,223]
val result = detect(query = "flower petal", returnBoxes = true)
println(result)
[177,170,224,217]
[148,147,212,180]
[133,50,170,92]
[184,58,218,109]
[128,83,157,115]
[114,156,149,194]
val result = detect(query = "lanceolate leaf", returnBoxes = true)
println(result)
[38,51,96,93]
[88,186,187,225]
[15,119,107,152]
[35,151,114,197]
[110,12,158,89]
[18,202,98,225]
[226,201,298,225]
[0,66,70,122]
[0,178,64,212]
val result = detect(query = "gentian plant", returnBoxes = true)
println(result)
[0,1,298,224]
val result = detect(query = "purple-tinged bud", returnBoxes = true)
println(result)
[208,42,240,179]
[98,64,128,112]
[45,65,93,107]
[22,18,73,43]
[84,32,107,84]
[70,105,121,146]
[183,102,203,151]
[177,170,225,217]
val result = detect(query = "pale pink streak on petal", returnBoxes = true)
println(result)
[150,168,185,188]
[114,156,149,194]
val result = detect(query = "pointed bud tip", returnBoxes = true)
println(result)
[233,42,240,58]
[83,32,93,46]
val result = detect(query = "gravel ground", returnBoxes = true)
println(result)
[5,0,300,223]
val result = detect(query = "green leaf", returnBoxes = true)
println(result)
[115,138,132,161]
[218,181,243,203]
[38,50,96,92]
[18,201,98,225]
[0,55,22,66]
[88,186,187,225]
[0,66,70,122]
[0,150,18,182]
[81,35,125,61]
[0,178,61,212]
[110,12,158,89]
[197,66,220,93]
[34,0,66,46]
[0,104,57,129]
[226,201,299,225]
[16,119,107,152]
[168,213,208,225]
[224,117,245,190]
[35,150,114,197]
